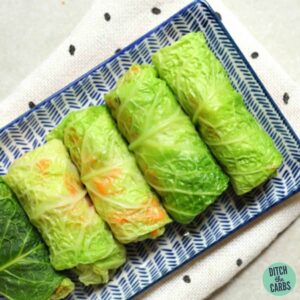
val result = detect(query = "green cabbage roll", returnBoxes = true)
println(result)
[3,139,125,285]
[105,65,228,224]
[0,178,74,300]
[152,32,283,195]
[48,106,171,244]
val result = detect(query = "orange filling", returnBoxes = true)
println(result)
[150,229,159,237]
[36,159,50,175]
[131,65,140,73]
[94,168,122,196]
[64,175,78,195]
[109,196,167,225]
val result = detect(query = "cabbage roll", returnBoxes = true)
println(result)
[152,32,283,195]
[48,106,171,243]
[105,65,228,224]
[0,178,74,300]
[3,139,125,285]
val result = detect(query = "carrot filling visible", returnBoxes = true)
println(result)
[109,197,167,225]
[150,229,159,237]
[93,168,122,196]
[64,175,78,195]
[110,217,128,224]
[36,159,50,175]
[131,65,140,73]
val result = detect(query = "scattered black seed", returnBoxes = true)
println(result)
[236,258,243,267]
[115,48,121,54]
[69,44,76,56]
[215,11,222,20]
[183,275,191,283]
[151,7,161,15]
[104,12,111,21]
[251,52,259,59]
[28,101,36,109]
[283,92,290,104]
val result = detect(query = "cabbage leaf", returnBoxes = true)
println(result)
[0,178,74,300]
[48,106,171,244]
[152,32,283,195]
[3,140,125,285]
[105,65,228,224]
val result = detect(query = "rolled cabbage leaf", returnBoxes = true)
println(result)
[75,242,126,285]
[152,32,283,195]
[48,106,171,243]
[105,65,229,224]
[0,178,74,300]
[3,139,125,285]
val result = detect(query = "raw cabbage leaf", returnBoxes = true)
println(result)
[0,178,74,300]
[152,32,283,195]
[3,140,125,285]
[48,106,171,244]
[105,65,229,224]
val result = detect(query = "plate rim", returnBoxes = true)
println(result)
[0,0,299,147]
[128,1,300,298]
[0,0,299,299]
[129,190,300,300]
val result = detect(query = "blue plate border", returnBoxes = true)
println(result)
[0,1,299,299]
[0,0,299,148]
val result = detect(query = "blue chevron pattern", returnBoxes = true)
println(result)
[0,1,299,299]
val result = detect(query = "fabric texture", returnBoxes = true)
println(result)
[0,0,299,299]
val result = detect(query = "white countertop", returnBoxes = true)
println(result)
[0,1,299,299]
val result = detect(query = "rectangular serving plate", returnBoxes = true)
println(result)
[0,1,299,299]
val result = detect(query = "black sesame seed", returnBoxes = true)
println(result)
[283,92,290,104]
[251,52,259,59]
[28,101,36,109]
[115,48,121,54]
[236,258,243,267]
[69,44,76,56]
[151,7,161,15]
[104,12,111,21]
[215,11,222,20]
[183,275,191,283]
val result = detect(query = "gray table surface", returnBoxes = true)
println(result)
[0,1,299,299]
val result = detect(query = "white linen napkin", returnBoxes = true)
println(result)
[0,0,299,299]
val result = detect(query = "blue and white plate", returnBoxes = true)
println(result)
[0,1,299,299]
